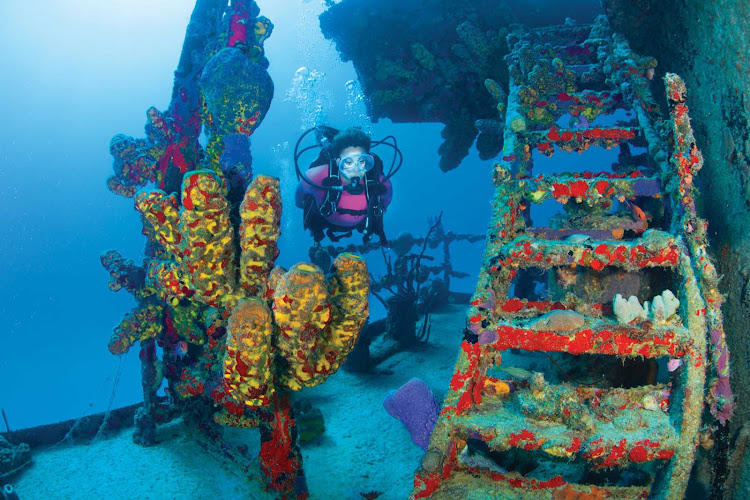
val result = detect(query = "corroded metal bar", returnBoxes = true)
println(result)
[483,323,689,358]
[512,172,661,205]
[652,244,707,500]
[526,224,646,240]
[665,73,733,424]
[511,22,594,45]
[418,467,651,499]
[519,89,626,123]
[463,417,677,468]
[493,298,607,318]
[549,44,600,65]
[491,231,681,271]
[524,125,639,148]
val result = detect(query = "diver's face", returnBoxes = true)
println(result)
[337,146,368,183]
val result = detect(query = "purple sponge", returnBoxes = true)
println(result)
[383,378,440,451]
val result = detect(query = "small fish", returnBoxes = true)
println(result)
[460,443,507,474]
[499,366,533,379]
[176,340,189,360]
[626,200,647,221]
[667,358,682,372]
[544,445,575,458]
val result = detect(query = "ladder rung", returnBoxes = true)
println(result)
[524,90,625,116]
[515,23,596,45]
[525,224,647,240]
[413,468,650,499]
[480,322,689,358]
[490,299,607,317]
[549,44,598,65]
[491,231,681,271]
[524,126,639,148]
[514,173,661,203]
[448,382,677,464]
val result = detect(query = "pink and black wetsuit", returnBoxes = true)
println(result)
[295,160,393,238]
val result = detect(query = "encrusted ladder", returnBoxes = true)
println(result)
[411,17,728,500]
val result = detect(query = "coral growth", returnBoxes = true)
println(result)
[224,297,276,407]
[0,434,30,477]
[320,1,514,170]
[136,173,369,407]
[384,378,440,451]
[102,2,367,497]
[106,0,273,198]
[411,16,729,500]
[110,172,369,496]
[201,46,274,178]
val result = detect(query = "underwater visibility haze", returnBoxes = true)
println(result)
[1,0,750,498]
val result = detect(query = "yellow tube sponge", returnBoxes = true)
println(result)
[272,263,332,390]
[169,301,206,345]
[223,297,276,407]
[134,190,183,259]
[146,259,190,304]
[108,302,164,355]
[179,170,238,307]
[239,175,281,298]
[312,253,370,383]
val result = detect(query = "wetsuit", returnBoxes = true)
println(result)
[295,159,393,242]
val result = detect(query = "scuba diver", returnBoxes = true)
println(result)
[294,126,401,245]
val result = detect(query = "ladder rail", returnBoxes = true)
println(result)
[411,16,725,500]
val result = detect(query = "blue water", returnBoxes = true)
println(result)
[0,0,501,431]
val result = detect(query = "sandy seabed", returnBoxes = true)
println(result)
[12,305,468,500]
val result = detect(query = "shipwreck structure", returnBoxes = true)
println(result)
[409,17,732,499]
[97,0,735,497]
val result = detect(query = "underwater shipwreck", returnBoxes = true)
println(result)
[408,20,730,500]
[4,0,750,499]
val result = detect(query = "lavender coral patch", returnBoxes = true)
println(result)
[383,378,440,451]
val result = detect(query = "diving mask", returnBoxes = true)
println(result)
[337,153,375,176]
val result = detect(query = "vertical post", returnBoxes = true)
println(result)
[133,338,159,446]
[258,393,308,499]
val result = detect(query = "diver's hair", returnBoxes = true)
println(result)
[330,127,371,157]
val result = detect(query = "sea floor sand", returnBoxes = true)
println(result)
[11,304,469,500]
[13,420,260,500]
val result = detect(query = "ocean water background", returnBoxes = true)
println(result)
[0,0,495,430]
[0,0,605,430]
